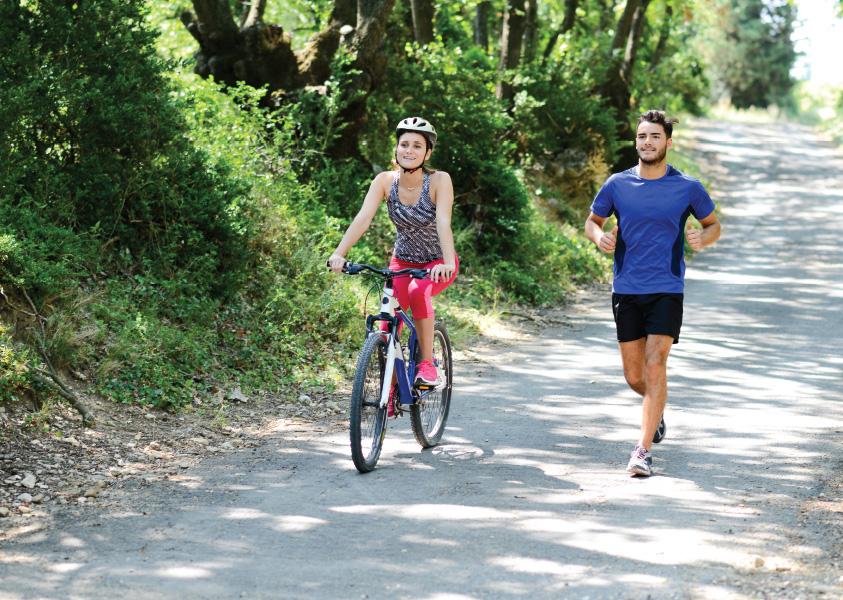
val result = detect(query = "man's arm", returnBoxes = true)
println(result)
[585,212,618,253]
[685,212,721,251]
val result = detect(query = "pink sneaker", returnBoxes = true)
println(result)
[415,359,439,386]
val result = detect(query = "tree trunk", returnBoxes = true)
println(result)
[523,0,538,63]
[182,0,302,91]
[496,0,527,104]
[473,1,491,51]
[332,0,397,157]
[182,0,388,158]
[410,0,434,44]
[297,0,357,85]
[541,0,578,65]
[602,0,652,170]
[651,3,673,68]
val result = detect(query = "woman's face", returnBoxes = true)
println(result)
[396,132,431,170]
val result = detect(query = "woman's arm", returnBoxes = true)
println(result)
[431,171,457,283]
[327,173,389,271]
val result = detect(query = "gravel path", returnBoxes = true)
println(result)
[2,118,843,599]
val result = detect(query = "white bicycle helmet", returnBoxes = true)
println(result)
[396,116,437,148]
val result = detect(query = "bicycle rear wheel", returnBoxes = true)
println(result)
[410,322,452,448]
[349,333,389,473]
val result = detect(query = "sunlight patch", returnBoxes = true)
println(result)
[271,515,328,532]
[154,565,213,579]
[223,507,269,520]
[46,562,85,574]
[59,535,86,548]
[489,555,589,577]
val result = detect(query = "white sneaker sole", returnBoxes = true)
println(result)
[626,461,652,477]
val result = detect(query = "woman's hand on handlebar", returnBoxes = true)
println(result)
[429,262,455,283]
[326,254,347,273]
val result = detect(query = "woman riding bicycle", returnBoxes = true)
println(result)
[327,116,458,387]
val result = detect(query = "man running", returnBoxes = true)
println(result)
[585,110,721,477]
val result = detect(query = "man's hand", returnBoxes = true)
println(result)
[685,225,703,251]
[598,226,618,253]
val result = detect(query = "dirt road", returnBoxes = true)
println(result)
[2,118,843,599]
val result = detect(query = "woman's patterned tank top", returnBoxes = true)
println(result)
[387,171,443,263]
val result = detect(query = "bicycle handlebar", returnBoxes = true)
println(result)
[326,260,428,280]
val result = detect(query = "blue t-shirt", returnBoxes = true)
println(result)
[590,165,715,294]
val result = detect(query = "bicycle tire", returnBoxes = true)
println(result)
[410,322,453,448]
[349,333,389,473]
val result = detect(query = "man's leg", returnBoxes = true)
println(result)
[637,334,673,450]
[618,338,646,396]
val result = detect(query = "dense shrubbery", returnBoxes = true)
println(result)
[0,1,361,410]
[0,2,249,303]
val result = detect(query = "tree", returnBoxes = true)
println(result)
[181,0,395,157]
[473,1,491,51]
[650,1,673,68]
[523,0,539,63]
[410,0,435,44]
[497,0,527,104]
[542,0,579,65]
[601,0,652,169]
[705,0,797,109]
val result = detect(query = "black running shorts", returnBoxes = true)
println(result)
[611,293,684,344]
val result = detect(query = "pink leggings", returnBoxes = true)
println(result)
[385,255,459,321]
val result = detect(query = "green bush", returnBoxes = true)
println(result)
[0,1,249,304]
[0,322,32,406]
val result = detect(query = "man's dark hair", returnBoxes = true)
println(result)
[638,110,678,138]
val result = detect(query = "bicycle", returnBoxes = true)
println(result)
[336,262,453,473]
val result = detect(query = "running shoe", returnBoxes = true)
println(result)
[627,445,653,477]
[414,359,439,387]
[652,416,667,444]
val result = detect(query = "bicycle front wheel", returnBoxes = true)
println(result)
[411,322,453,448]
[349,333,389,473]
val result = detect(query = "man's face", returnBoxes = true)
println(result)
[635,121,672,165]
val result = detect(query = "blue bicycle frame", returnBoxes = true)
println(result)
[365,275,421,410]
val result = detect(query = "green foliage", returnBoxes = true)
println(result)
[702,0,797,109]
[81,70,365,409]
[0,322,32,405]
[279,48,371,221]
[0,0,334,409]
[491,207,609,304]
[793,82,843,146]
[634,5,710,116]
[0,0,249,304]
[512,55,618,165]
